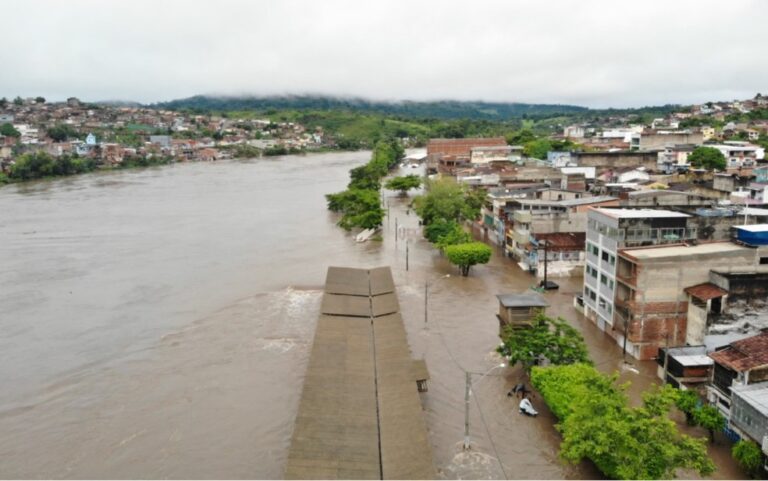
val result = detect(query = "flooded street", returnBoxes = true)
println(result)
[0,152,745,479]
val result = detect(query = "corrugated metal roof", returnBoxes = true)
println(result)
[674,354,714,367]
[732,382,768,416]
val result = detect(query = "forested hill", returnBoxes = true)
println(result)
[152,95,589,120]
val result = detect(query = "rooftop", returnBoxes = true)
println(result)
[531,232,586,250]
[621,241,750,261]
[709,331,768,372]
[286,267,434,480]
[731,381,768,416]
[735,224,768,233]
[591,207,691,219]
[497,292,549,308]
[685,283,728,301]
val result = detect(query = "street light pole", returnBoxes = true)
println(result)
[463,363,505,450]
[464,371,471,450]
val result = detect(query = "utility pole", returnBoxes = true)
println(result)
[463,371,471,450]
[395,217,398,246]
[662,334,670,385]
[406,241,409,271]
[542,240,549,288]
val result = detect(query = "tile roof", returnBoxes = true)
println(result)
[685,283,728,301]
[532,232,586,250]
[709,331,768,372]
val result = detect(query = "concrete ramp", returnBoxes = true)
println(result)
[285,267,434,480]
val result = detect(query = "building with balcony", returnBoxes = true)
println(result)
[584,208,694,335]
[505,196,618,262]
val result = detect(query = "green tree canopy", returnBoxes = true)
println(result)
[9,152,96,180]
[47,124,78,142]
[674,389,700,424]
[732,440,764,478]
[13,96,23,106]
[0,123,21,138]
[385,174,421,195]
[523,138,553,159]
[34,96,45,104]
[689,146,726,171]
[443,242,492,276]
[693,404,726,442]
[532,364,715,480]
[325,188,384,230]
[423,219,471,249]
[413,177,483,225]
[505,129,537,145]
[497,312,591,370]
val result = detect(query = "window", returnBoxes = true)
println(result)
[609,254,616,266]
[590,290,597,301]
[588,243,599,256]
[602,251,609,262]
[599,297,607,309]
[600,274,608,285]
[586,265,597,278]
[609,279,615,290]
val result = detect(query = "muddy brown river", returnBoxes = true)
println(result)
[0,152,746,479]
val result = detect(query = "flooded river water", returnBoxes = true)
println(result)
[0,152,745,479]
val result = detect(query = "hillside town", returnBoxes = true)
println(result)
[422,95,768,468]
[0,96,328,174]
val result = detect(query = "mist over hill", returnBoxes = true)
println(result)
[152,95,592,120]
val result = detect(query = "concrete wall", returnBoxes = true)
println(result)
[573,151,659,171]
[531,213,586,234]
[639,132,704,150]
[622,246,757,358]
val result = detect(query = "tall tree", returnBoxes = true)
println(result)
[0,123,21,138]
[443,242,492,276]
[384,175,421,196]
[688,146,726,170]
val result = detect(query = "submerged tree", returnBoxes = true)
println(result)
[385,174,421,196]
[443,242,492,276]
[497,312,591,370]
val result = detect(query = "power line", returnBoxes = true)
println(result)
[472,389,509,480]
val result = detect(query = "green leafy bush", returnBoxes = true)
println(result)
[443,242,492,276]
[531,364,715,480]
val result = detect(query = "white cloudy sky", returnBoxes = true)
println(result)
[3,0,766,107]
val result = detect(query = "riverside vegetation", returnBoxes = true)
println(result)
[0,151,174,184]
[325,138,404,230]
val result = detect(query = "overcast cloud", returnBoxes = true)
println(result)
[2,0,766,108]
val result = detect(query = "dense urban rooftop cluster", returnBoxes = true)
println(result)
[423,97,768,470]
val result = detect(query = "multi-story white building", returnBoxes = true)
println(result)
[583,208,694,333]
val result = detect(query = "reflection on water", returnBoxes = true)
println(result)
[0,154,745,479]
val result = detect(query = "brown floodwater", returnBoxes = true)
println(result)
[0,152,747,479]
